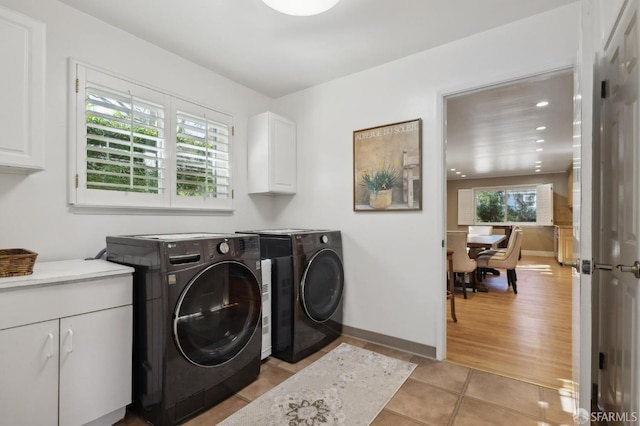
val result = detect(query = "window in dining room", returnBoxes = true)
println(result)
[458,184,553,226]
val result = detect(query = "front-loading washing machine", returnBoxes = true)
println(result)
[106,233,262,426]
[240,229,344,363]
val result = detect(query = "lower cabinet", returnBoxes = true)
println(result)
[59,306,133,426]
[0,320,59,426]
[0,306,132,426]
[554,226,573,263]
[0,260,133,426]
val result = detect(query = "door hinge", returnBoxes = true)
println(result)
[232,189,234,199]
[599,352,605,370]
[601,80,608,99]
[75,78,80,94]
[232,126,235,137]
[441,239,445,248]
[75,174,79,188]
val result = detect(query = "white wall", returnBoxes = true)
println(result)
[0,0,580,357]
[0,0,276,261]
[272,3,579,356]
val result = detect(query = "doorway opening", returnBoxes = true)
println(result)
[444,69,574,390]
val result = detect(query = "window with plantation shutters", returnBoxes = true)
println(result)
[175,110,230,199]
[85,84,165,195]
[71,61,233,212]
[458,184,554,225]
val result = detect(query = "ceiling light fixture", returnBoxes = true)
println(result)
[262,0,340,16]
[536,139,545,143]
[536,101,549,107]
[536,126,546,130]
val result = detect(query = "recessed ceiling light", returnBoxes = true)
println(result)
[450,168,456,171]
[455,171,461,175]
[536,139,545,143]
[536,101,549,107]
[535,161,542,164]
[535,169,541,172]
[536,126,546,130]
[461,175,466,178]
[536,148,543,152]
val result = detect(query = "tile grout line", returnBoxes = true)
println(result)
[447,366,474,425]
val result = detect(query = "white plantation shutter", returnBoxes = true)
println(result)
[85,84,165,194]
[170,99,233,210]
[175,111,230,198]
[458,189,475,225]
[536,183,554,225]
[71,61,233,211]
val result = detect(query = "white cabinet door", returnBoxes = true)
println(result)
[0,5,45,173]
[59,306,133,426]
[248,111,296,194]
[0,320,59,426]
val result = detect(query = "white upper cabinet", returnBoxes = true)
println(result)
[0,6,45,173]
[248,111,296,194]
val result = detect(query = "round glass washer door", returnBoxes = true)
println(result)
[301,249,344,322]
[173,261,261,367]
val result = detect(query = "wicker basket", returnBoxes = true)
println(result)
[0,249,38,278]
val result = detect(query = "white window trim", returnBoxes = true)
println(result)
[68,59,234,213]
[457,183,554,226]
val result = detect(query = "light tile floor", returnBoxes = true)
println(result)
[117,335,577,425]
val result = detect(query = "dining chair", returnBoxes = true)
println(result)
[446,248,457,322]
[446,231,477,299]
[475,227,523,294]
[468,225,493,235]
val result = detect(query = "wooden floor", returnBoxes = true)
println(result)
[447,255,574,391]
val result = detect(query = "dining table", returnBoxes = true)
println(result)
[466,234,507,258]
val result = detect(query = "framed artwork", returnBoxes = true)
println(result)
[353,118,422,212]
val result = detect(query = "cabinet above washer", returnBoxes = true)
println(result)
[248,111,296,195]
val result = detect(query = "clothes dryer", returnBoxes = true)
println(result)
[106,233,262,426]
[240,229,344,363]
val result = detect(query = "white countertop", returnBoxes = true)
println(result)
[0,259,134,291]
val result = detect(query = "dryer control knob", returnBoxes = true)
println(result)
[320,235,329,244]
[218,241,230,254]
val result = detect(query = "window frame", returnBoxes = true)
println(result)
[69,60,234,213]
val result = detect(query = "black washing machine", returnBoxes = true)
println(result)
[240,229,344,363]
[106,233,262,426]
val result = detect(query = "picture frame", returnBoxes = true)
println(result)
[353,118,422,212]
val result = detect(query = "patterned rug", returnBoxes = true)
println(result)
[219,343,417,426]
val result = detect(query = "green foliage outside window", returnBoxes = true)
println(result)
[476,190,505,222]
[476,188,537,223]
[506,190,536,222]
[86,113,161,193]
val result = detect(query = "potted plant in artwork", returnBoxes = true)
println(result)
[361,162,401,209]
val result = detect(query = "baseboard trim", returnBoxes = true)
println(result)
[342,325,436,359]
[521,250,555,258]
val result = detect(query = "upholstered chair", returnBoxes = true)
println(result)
[475,228,523,294]
[446,231,477,299]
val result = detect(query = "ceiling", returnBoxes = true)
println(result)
[446,70,574,181]
[58,0,577,179]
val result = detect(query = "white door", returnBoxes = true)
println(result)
[59,305,133,426]
[571,1,595,414]
[0,320,59,426]
[597,0,640,418]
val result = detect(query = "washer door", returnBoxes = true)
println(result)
[301,249,344,322]
[173,261,261,367]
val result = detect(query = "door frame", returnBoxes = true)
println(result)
[437,64,580,359]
